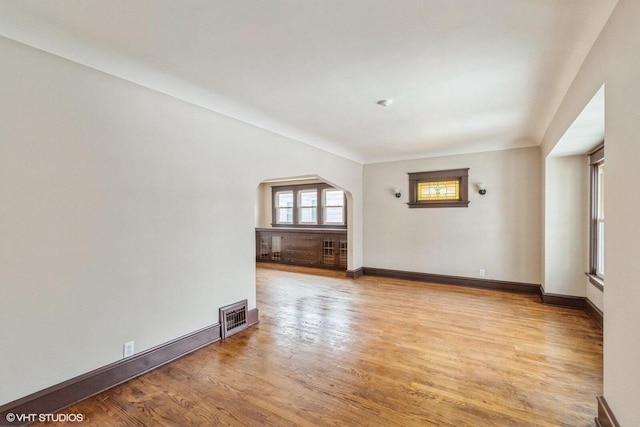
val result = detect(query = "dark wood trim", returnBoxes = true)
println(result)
[589,145,605,164]
[407,168,469,209]
[271,183,347,228]
[585,299,604,329]
[346,268,364,279]
[271,224,347,229]
[596,396,620,427]
[271,183,329,192]
[272,183,326,228]
[361,267,604,326]
[362,267,540,294]
[0,323,224,424]
[589,162,599,275]
[408,168,470,180]
[256,228,347,271]
[256,227,347,235]
[589,146,604,277]
[257,259,347,271]
[539,290,587,309]
[247,308,259,327]
[270,223,347,229]
[586,272,604,291]
[407,200,470,208]
[539,288,604,328]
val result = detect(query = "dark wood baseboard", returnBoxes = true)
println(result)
[596,396,620,427]
[362,267,604,329]
[362,267,540,294]
[539,289,587,309]
[0,324,221,424]
[257,260,346,272]
[585,299,604,329]
[0,310,258,425]
[346,268,364,279]
[539,289,604,328]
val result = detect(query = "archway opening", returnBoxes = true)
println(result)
[254,174,354,273]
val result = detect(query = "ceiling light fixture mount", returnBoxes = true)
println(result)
[377,99,393,107]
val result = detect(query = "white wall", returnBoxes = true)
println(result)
[543,155,588,296]
[587,281,604,311]
[363,147,541,284]
[0,37,363,405]
[540,0,640,423]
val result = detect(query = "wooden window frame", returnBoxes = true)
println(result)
[274,190,294,225]
[297,189,319,225]
[587,145,604,290]
[322,188,346,226]
[407,168,470,208]
[271,183,347,228]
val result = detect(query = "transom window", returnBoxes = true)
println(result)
[408,168,469,208]
[417,180,460,201]
[272,183,346,228]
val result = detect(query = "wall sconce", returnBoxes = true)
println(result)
[477,183,487,195]
[393,186,402,198]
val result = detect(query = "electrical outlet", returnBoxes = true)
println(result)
[123,341,135,358]
[479,269,485,277]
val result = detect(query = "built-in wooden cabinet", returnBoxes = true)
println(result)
[256,228,347,270]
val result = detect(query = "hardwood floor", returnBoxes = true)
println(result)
[36,265,603,426]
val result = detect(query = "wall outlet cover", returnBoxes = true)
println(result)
[123,341,135,358]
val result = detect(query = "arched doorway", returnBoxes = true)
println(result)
[254,174,354,272]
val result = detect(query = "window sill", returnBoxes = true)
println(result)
[271,223,347,229]
[407,201,470,208]
[585,273,604,291]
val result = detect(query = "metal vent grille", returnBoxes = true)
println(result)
[220,299,248,339]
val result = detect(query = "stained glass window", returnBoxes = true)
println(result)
[417,180,460,201]
[407,168,469,208]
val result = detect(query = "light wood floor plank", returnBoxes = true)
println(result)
[35,264,602,426]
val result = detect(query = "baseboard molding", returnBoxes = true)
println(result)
[362,267,604,329]
[539,289,604,328]
[346,268,364,279]
[596,396,620,427]
[362,267,540,294]
[247,307,259,327]
[539,289,587,309]
[585,299,604,329]
[0,310,256,425]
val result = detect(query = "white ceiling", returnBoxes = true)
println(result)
[550,85,605,157]
[0,0,617,164]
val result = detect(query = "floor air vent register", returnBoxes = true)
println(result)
[219,299,248,339]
